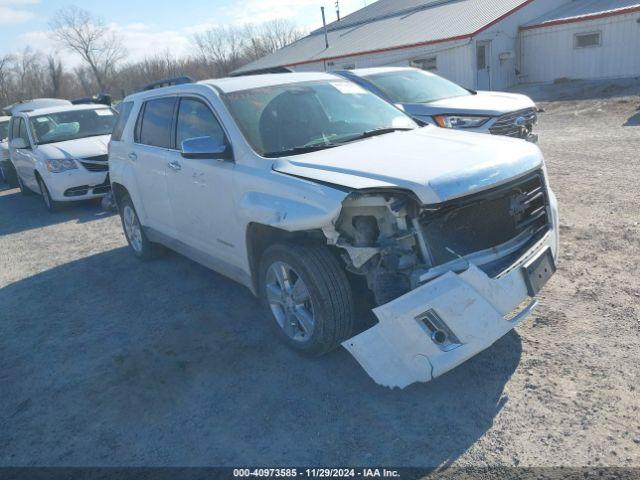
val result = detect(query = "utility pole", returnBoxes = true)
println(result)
[321,7,329,49]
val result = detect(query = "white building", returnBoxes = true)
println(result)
[235,0,640,90]
[519,0,640,84]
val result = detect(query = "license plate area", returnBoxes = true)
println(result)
[522,248,555,296]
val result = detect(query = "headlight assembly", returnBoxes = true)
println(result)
[433,115,491,129]
[45,158,78,173]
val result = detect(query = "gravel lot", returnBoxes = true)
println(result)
[1,88,639,468]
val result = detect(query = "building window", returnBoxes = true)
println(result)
[410,56,437,72]
[574,32,601,49]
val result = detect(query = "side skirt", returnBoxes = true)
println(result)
[144,226,256,295]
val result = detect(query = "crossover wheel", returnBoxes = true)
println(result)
[259,243,355,356]
[37,176,59,213]
[119,194,163,260]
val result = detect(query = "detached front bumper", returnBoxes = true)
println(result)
[344,231,557,389]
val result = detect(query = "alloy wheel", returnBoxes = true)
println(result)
[265,261,315,342]
[123,205,143,253]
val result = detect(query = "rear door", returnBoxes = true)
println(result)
[131,97,177,235]
[165,96,239,264]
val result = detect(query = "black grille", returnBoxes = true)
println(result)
[489,108,537,138]
[80,154,109,172]
[420,170,550,274]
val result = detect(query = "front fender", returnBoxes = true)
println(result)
[236,172,349,232]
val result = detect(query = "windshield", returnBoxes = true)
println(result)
[29,108,117,145]
[222,80,417,157]
[364,70,471,104]
[0,121,9,142]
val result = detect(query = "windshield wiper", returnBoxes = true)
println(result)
[340,127,414,143]
[263,143,338,158]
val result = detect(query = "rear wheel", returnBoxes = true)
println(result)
[259,243,355,356]
[37,176,60,213]
[119,194,163,260]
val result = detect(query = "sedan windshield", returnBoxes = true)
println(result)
[364,69,471,104]
[29,108,117,145]
[223,80,417,157]
[0,121,9,142]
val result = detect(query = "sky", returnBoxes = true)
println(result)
[0,0,368,64]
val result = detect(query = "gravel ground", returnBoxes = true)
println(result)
[0,92,639,468]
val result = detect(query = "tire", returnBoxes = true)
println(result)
[16,174,33,196]
[259,242,355,356]
[119,194,163,260]
[36,176,60,213]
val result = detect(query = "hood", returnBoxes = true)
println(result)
[273,126,543,205]
[404,91,536,118]
[35,135,110,160]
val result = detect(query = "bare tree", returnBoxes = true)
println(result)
[46,54,63,98]
[192,26,248,76]
[49,5,127,92]
[192,20,305,76]
[0,54,14,107]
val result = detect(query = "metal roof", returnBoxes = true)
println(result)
[523,0,640,29]
[235,0,532,74]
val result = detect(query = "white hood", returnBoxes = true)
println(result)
[273,127,544,205]
[406,91,536,117]
[35,135,110,160]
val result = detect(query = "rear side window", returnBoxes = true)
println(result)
[111,101,134,142]
[175,98,225,148]
[137,97,176,148]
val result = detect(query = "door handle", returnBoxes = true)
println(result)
[168,160,182,171]
[128,152,137,162]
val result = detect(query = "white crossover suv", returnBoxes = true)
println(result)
[109,73,559,388]
[8,104,116,212]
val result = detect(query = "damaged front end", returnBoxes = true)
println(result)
[326,169,559,388]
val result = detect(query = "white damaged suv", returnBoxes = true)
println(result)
[109,73,559,388]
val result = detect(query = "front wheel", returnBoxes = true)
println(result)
[37,176,60,213]
[119,194,163,260]
[259,243,355,356]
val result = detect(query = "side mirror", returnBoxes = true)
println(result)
[181,136,232,160]
[11,138,28,149]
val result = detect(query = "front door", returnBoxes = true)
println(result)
[476,41,492,90]
[166,97,239,266]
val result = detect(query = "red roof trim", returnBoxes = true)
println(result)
[284,0,537,68]
[520,5,640,31]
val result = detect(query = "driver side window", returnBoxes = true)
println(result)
[175,98,225,150]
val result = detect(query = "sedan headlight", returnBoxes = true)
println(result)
[45,158,78,173]
[433,115,491,129]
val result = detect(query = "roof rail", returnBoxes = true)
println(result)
[140,76,194,92]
